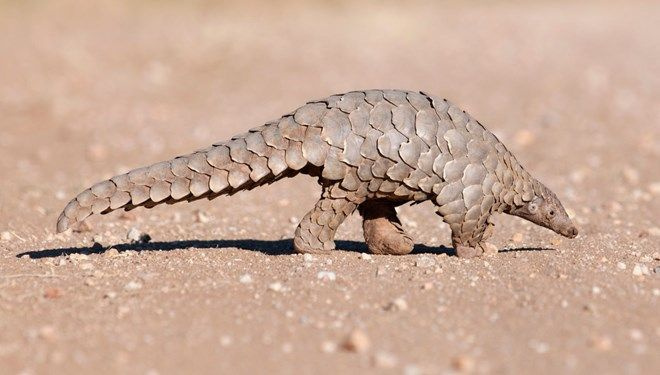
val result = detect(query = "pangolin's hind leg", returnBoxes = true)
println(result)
[358,200,414,255]
[293,185,363,254]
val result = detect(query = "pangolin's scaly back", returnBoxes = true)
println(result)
[57,89,523,233]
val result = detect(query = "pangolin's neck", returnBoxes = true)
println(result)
[497,152,540,213]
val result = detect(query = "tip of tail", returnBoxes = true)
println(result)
[56,213,71,233]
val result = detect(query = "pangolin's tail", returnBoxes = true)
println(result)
[56,105,330,233]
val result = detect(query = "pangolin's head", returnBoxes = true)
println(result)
[511,185,578,239]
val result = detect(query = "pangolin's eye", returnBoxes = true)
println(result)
[549,210,555,217]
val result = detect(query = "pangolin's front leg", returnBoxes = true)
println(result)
[293,184,365,254]
[358,200,414,255]
[442,212,495,258]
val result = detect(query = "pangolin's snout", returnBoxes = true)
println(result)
[562,226,578,238]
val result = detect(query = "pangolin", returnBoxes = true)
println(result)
[56,89,578,258]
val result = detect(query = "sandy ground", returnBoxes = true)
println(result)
[0,1,659,374]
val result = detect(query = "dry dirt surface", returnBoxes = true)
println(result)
[1,1,659,374]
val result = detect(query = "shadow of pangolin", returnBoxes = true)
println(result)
[56,89,578,258]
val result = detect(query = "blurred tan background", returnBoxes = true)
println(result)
[0,1,658,374]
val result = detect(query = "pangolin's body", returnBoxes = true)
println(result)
[57,89,577,258]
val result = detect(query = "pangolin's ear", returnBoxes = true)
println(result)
[528,202,538,213]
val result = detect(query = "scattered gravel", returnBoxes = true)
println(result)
[1,2,657,374]
[415,255,435,268]
[69,253,89,261]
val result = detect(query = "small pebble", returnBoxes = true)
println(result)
[127,227,150,243]
[104,248,120,257]
[317,271,336,281]
[386,297,408,311]
[321,341,337,353]
[632,264,650,276]
[616,262,626,270]
[289,216,298,224]
[373,351,398,368]
[104,291,117,299]
[415,255,435,268]
[44,288,62,299]
[124,281,143,291]
[622,166,640,185]
[79,262,94,271]
[451,355,475,373]
[529,340,549,354]
[303,253,315,263]
[648,182,660,195]
[359,253,373,261]
[117,305,130,318]
[403,364,421,375]
[220,335,232,347]
[268,282,284,292]
[38,325,57,341]
[1,231,13,241]
[92,234,108,247]
[195,210,210,223]
[629,329,643,341]
[239,274,253,284]
[589,336,612,351]
[342,329,370,353]
[514,129,535,147]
